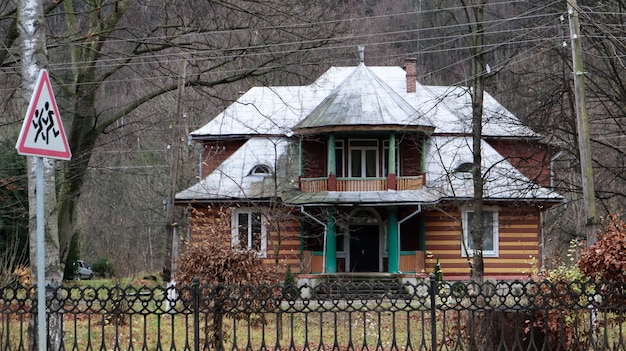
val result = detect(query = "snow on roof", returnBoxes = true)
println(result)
[294,63,432,131]
[180,64,558,205]
[176,137,298,201]
[424,136,561,200]
[191,65,537,138]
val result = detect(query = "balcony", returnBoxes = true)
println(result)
[299,175,425,192]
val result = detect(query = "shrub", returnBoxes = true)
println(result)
[175,207,282,347]
[63,232,81,280]
[91,258,115,278]
[578,213,626,281]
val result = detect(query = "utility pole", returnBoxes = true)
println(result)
[163,60,187,283]
[567,0,597,244]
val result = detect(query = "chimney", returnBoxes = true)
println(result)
[404,58,417,93]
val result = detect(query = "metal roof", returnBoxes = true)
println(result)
[293,63,433,134]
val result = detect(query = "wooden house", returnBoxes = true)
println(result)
[176,52,563,282]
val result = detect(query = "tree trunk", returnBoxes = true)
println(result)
[20,1,63,349]
[468,0,487,285]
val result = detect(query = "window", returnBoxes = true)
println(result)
[349,140,378,177]
[335,140,345,177]
[249,164,271,176]
[462,208,499,257]
[232,209,267,257]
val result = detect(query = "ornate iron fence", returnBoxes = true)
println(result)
[1,276,626,350]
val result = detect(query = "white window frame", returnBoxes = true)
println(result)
[461,207,499,258]
[231,208,267,258]
[348,139,379,178]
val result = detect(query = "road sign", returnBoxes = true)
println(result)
[16,69,71,160]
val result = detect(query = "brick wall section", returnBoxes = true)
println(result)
[302,140,326,177]
[487,139,553,188]
[200,139,247,178]
[400,136,422,176]
[404,58,417,93]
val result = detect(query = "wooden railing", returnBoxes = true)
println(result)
[300,177,328,192]
[300,175,424,192]
[337,178,386,191]
[302,250,425,274]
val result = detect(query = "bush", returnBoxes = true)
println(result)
[578,213,626,281]
[91,258,115,278]
[175,207,282,348]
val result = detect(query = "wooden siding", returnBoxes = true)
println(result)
[190,206,302,274]
[424,209,541,279]
[189,205,543,279]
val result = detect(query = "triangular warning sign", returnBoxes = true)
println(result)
[16,69,71,160]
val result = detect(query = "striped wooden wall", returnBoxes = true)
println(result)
[424,207,541,279]
[190,206,302,274]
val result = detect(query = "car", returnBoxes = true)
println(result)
[75,260,94,280]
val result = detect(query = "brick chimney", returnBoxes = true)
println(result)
[404,58,417,93]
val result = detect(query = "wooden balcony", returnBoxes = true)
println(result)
[299,175,424,192]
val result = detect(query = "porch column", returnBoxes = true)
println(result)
[387,132,396,190]
[325,208,337,273]
[328,133,337,191]
[387,207,399,273]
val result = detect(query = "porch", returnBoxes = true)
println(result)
[301,250,426,275]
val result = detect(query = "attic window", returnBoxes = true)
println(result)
[454,162,473,173]
[249,164,271,176]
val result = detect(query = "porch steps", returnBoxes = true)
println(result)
[311,273,410,300]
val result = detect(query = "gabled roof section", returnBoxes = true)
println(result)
[293,63,434,135]
[175,137,298,202]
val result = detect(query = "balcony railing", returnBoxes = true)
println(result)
[299,175,424,192]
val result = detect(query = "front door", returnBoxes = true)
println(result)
[349,225,379,272]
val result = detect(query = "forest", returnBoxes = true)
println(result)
[0,0,624,280]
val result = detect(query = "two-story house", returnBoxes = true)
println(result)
[175,53,563,281]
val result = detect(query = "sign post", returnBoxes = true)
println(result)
[16,69,70,351]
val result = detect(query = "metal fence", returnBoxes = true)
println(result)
[1,276,626,351]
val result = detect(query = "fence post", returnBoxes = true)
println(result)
[193,277,200,351]
[429,273,437,351]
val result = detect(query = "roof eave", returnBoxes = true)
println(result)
[293,124,435,136]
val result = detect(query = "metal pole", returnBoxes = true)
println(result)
[429,273,437,350]
[35,156,46,351]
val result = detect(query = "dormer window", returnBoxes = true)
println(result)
[249,164,271,176]
[454,162,473,173]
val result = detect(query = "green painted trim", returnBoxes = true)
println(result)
[326,208,337,273]
[328,134,336,176]
[299,137,304,176]
[387,207,399,273]
[400,250,417,255]
[311,251,324,256]
[388,132,396,175]
[421,137,427,173]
